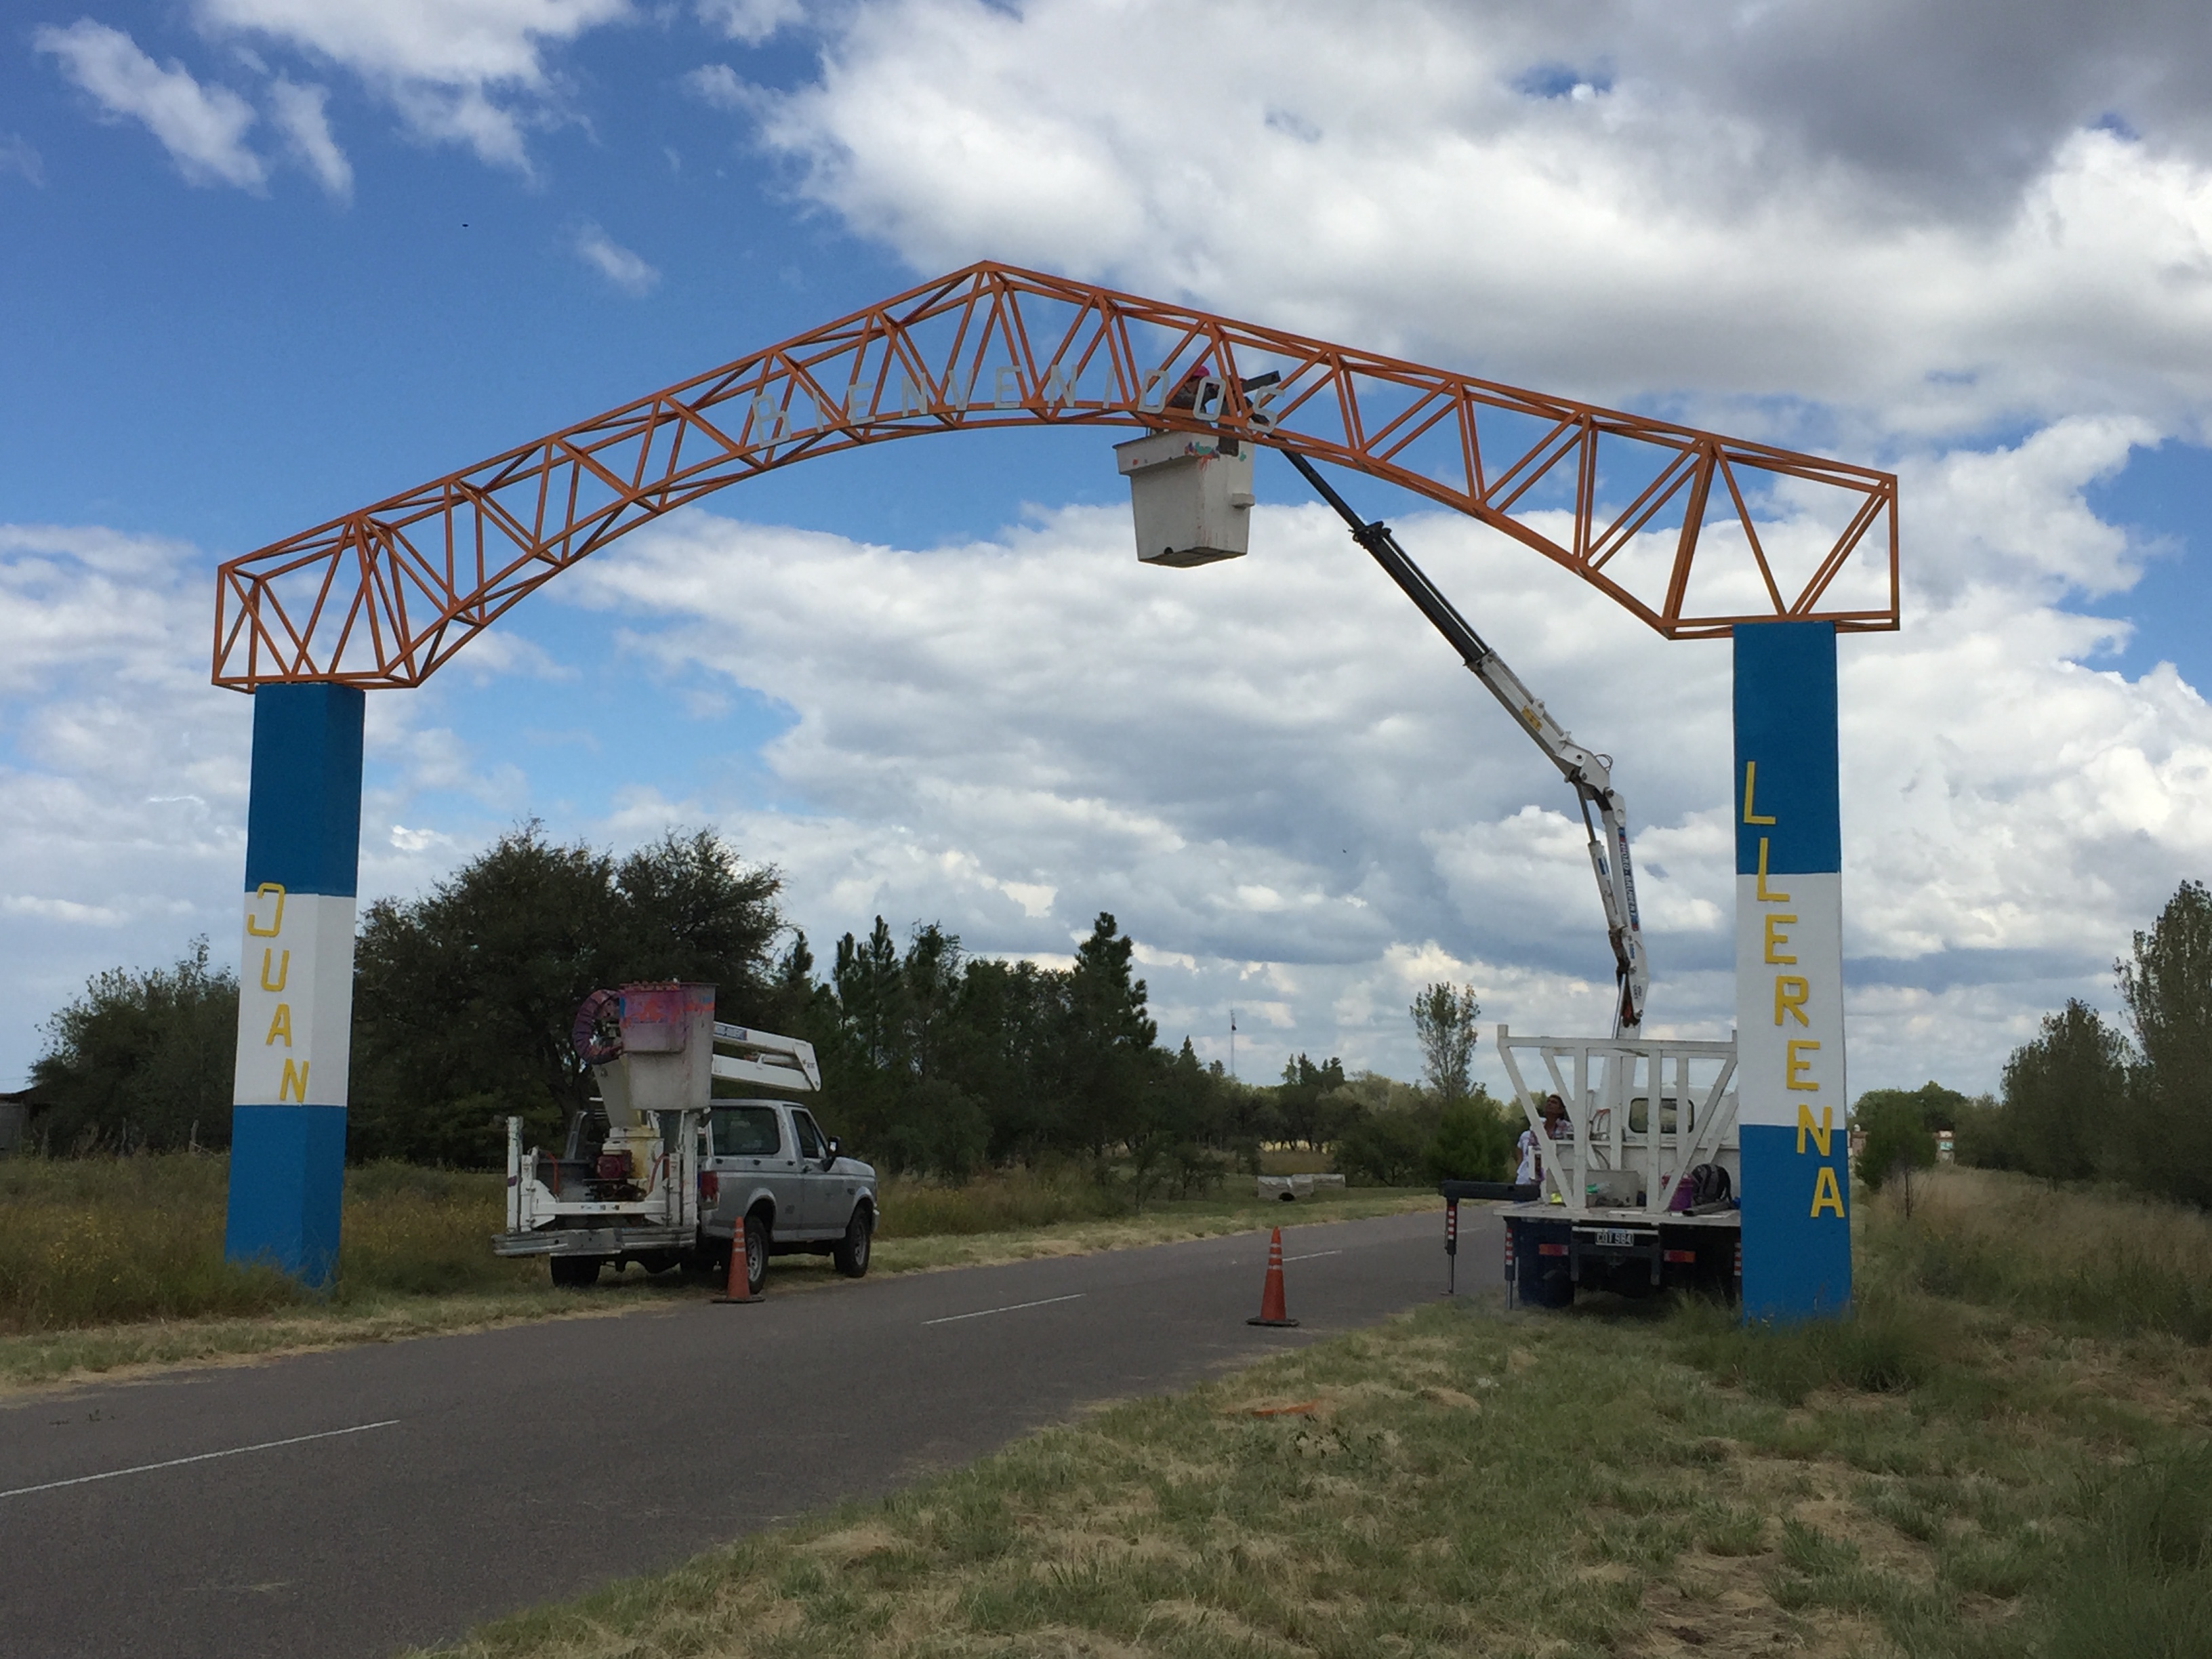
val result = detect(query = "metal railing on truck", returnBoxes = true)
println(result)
[1495,1026,1738,1217]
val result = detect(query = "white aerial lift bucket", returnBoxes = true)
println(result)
[1115,430,1256,567]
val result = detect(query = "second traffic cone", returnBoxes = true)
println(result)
[713,1215,762,1305]
[1247,1226,1299,1327]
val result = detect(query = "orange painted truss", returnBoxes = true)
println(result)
[212,260,1899,689]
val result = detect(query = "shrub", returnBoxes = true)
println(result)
[28,941,238,1153]
[1425,1091,1513,1183]
[1336,1108,1433,1186]
[1856,1094,1936,1191]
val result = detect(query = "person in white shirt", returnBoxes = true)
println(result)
[1515,1122,1541,1185]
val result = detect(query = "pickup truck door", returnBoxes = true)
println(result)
[789,1108,833,1236]
[711,1103,804,1240]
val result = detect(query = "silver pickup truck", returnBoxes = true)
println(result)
[705,1098,878,1296]
[495,987,876,1294]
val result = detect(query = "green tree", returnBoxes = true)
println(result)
[1410,982,1481,1103]
[1336,1107,1433,1185]
[349,823,781,1164]
[790,909,1250,1182]
[1275,1053,1349,1148]
[1853,1081,1968,1133]
[1855,1092,1936,1191]
[1058,912,1157,1155]
[1999,999,2128,1185]
[30,939,238,1152]
[2117,880,2212,1207]
[1425,1087,1513,1183]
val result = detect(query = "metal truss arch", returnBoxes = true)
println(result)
[212,261,1900,689]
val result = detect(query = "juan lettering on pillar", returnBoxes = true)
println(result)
[1732,622,1851,1319]
[225,684,365,1284]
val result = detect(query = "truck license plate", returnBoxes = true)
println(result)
[1593,1228,1638,1248]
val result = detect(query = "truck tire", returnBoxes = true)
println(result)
[743,1210,771,1297]
[834,1206,874,1278]
[550,1255,602,1289]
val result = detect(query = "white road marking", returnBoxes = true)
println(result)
[0,1419,401,1501]
[924,1292,1086,1326]
[1280,1250,1344,1263]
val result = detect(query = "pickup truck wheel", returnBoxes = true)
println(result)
[834,1206,874,1278]
[744,1211,771,1296]
[550,1256,601,1289]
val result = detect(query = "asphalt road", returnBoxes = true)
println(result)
[0,1203,1492,1659]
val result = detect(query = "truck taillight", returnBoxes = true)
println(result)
[698,1172,719,1204]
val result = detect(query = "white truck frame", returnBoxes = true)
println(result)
[494,983,869,1288]
[1494,1027,1742,1306]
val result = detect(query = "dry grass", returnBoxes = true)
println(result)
[412,1164,2212,1659]
[1868,1164,2212,1342]
[0,1155,544,1332]
[0,1153,1433,1391]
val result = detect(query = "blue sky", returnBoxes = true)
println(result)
[5,0,2212,1097]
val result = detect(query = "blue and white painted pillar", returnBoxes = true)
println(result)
[226,683,364,1286]
[1733,621,1851,1320]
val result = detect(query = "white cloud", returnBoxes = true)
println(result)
[0,135,43,186]
[0,524,571,1086]
[535,400,2211,1091]
[572,222,661,295]
[682,63,751,110]
[1,895,129,928]
[268,79,352,200]
[739,0,2212,438]
[195,0,634,170]
[0,525,251,1081]
[697,0,803,46]
[35,19,266,190]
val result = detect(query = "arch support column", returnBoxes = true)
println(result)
[225,683,363,1286]
[1733,622,1851,1320]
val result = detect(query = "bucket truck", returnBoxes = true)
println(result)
[493,983,878,1292]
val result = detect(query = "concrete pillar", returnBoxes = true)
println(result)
[1733,622,1851,1319]
[225,683,364,1285]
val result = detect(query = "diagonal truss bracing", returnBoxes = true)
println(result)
[212,260,1900,689]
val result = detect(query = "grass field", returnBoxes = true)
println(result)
[414,1167,2212,1659]
[0,1154,1430,1389]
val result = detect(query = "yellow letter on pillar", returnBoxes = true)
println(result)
[1795,1103,1833,1155]
[259,949,290,993]
[1787,1040,1822,1091]
[279,1058,310,1103]
[1755,837,1792,903]
[1774,975,1810,1026]
[1763,914,1798,964]
[246,882,286,937]
[1742,762,1776,825]
[264,1003,293,1048]
[1811,1165,1845,1218]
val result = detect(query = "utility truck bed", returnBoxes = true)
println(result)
[1492,1027,1743,1307]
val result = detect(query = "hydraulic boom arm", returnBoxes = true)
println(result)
[1280,449,1649,1036]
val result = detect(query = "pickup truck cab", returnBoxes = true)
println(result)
[704,1098,878,1296]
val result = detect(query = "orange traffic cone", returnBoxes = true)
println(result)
[1247,1226,1299,1327]
[713,1215,761,1305]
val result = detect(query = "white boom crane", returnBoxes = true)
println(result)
[1280,449,1649,1036]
